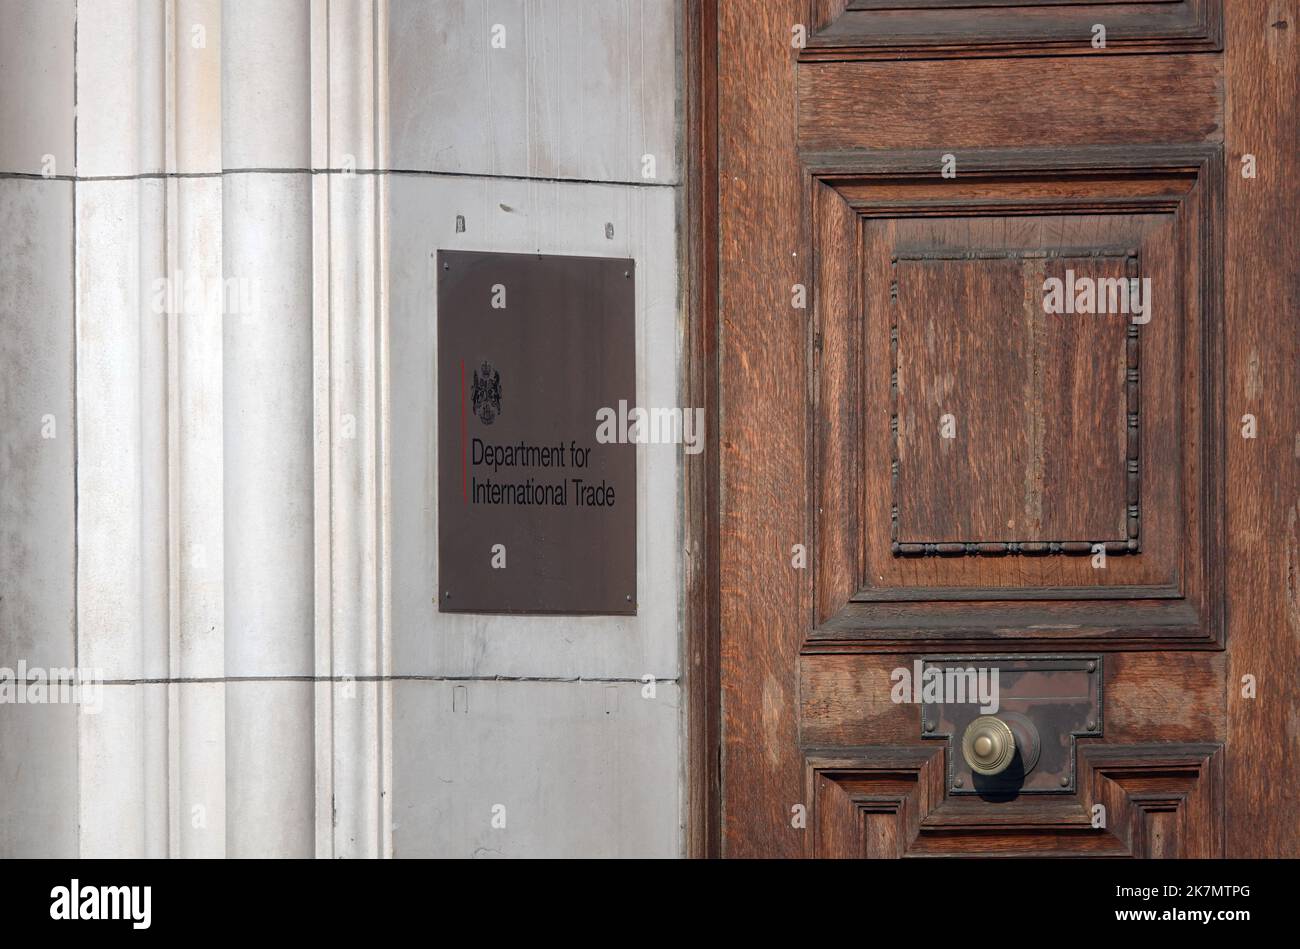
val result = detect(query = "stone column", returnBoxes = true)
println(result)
[0,0,391,859]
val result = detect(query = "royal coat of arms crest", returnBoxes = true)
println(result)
[471,360,502,425]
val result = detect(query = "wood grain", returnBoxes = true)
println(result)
[800,652,1225,748]
[1224,0,1300,857]
[799,56,1223,153]
[717,0,810,858]
[801,164,1224,646]
[682,0,721,860]
[805,0,1222,60]
[805,742,1221,856]
[850,203,1198,604]
[813,180,862,624]
[709,0,1293,858]
[893,254,1129,545]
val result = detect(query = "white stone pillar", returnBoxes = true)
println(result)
[2,0,392,858]
[221,0,317,860]
[74,0,227,858]
[310,0,392,860]
[0,0,77,859]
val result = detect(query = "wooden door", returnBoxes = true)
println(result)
[711,0,1299,857]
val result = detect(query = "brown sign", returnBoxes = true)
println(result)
[437,250,637,614]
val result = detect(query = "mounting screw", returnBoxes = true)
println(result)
[625,594,633,602]
[1087,719,1096,730]
[443,262,450,270]
[623,270,631,278]
[954,777,963,788]
[1087,661,1096,672]
[444,591,451,598]
[1060,776,1070,787]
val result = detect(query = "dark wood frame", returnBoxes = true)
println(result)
[804,742,1223,857]
[804,0,1222,60]
[681,0,721,859]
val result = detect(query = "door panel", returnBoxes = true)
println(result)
[804,0,1221,59]
[808,152,1221,651]
[797,57,1222,150]
[716,0,1298,857]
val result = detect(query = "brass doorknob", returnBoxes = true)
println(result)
[961,715,1016,776]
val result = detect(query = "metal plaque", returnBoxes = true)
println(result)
[920,655,1102,796]
[437,250,636,614]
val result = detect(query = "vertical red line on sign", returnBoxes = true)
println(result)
[460,359,468,503]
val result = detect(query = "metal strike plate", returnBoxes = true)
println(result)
[919,655,1102,796]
